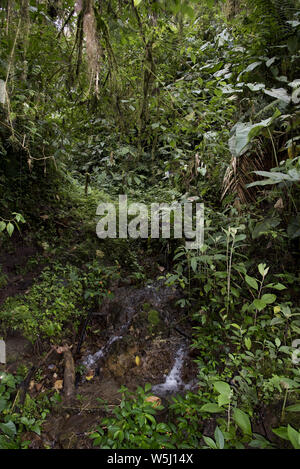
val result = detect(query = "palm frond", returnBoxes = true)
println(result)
[222,143,267,203]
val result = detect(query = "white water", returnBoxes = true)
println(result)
[152,346,186,395]
[83,335,122,369]
[82,317,133,369]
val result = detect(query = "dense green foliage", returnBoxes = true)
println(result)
[0,0,300,450]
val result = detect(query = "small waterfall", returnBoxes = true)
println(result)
[83,335,122,369]
[80,281,193,394]
[152,346,186,395]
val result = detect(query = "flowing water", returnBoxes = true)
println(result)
[152,345,186,395]
[81,280,196,396]
[82,335,123,369]
[82,320,131,369]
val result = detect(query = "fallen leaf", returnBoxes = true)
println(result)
[274,198,284,210]
[29,380,35,391]
[145,395,161,407]
[85,370,94,381]
[53,380,63,391]
[135,356,141,366]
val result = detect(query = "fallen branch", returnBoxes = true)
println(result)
[62,347,75,403]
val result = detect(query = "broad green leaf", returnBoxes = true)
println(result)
[272,426,289,440]
[229,109,280,157]
[239,61,262,78]
[31,423,41,436]
[263,88,291,103]
[291,323,300,335]
[200,403,222,413]
[214,426,224,449]
[0,421,16,438]
[287,425,300,449]
[144,383,152,392]
[245,275,258,290]
[269,283,286,291]
[248,169,300,189]
[156,423,170,433]
[233,408,252,436]
[258,263,269,277]
[266,57,277,67]
[218,394,230,407]
[213,381,231,396]
[203,435,217,449]
[292,87,300,104]
[270,317,284,326]
[145,413,156,425]
[246,83,265,92]
[261,293,276,304]
[289,79,300,88]
[244,337,252,350]
[280,378,299,389]
[253,299,266,311]
[286,404,300,412]
[231,323,241,329]
[191,257,197,272]
[6,222,14,237]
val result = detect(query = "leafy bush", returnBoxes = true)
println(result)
[90,385,176,449]
[0,263,84,343]
[0,371,54,449]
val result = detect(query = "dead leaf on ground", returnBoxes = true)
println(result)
[54,379,63,391]
[274,198,284,210]
[145,396,161,407]
[135,356,141,366]
[29,380,35,391]
[85,370,94,381]
[35,383,43,392]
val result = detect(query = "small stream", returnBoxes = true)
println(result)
[80,280,196,397]
[82,335,123,369]
[42,280,198,448]
[82,319,131,369]
[152,346,186,395]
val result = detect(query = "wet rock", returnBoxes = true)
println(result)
[106,345,138,377]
